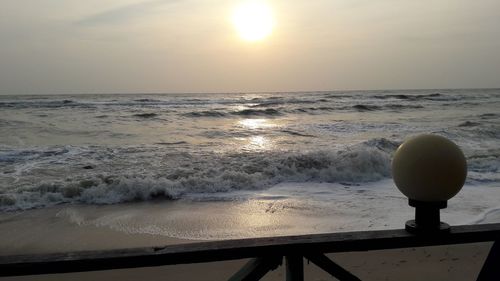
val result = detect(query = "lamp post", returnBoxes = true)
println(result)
[392,134,467,233]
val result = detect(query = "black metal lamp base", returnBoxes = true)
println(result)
[405,220,450,234]
[405,199,450,234]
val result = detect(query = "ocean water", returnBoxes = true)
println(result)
[1,89,499,239]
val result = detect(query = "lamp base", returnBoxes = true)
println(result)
[405,199,450,234]
[405,220,450,234]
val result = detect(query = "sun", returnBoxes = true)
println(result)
[232,1,274,42]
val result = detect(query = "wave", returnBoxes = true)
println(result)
[350,104,424,112]
[134,98,162,103]
[0,100,94,109]
[0,147,71,164]
[292,107,336,113]
[372,93,441,100]
[385,104,424,110]
[182,111,227,117]
[291,104,424,113]
[458,121,480,127]
[249,98,324,108]
[467,150,500,173]
[280,130,316,137]
[362,138,400,152]
[183,108,284,118]
[479,113,499,120]
[352,104,381,111]
[231,108,283,116]
[321,93,352,99]
[373,94,413,100]
[132,113,159,118]
[155,141,188,145]
[0,97,231,109]
[0,139,396,211]
[129,102,424,118]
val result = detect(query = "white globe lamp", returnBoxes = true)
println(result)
[392,134,467,233]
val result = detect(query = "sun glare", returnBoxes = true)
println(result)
[232,1,274,42]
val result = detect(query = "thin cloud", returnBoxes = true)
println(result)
[75,0,180,26]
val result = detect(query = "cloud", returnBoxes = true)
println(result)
[75,0,180,26]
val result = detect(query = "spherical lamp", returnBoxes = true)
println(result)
[392,134,467,233]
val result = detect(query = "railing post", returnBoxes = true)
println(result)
[477,240,500,281]
[228,257,282,281]
[305,253,361,281]
[285,255,304,281]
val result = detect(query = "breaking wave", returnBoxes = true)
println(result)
[0,139,397,211]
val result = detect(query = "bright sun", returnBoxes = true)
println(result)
[232,1,274,42]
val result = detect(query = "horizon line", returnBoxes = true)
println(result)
[1,87,499,96]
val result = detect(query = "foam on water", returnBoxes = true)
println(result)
[0,139,396,211]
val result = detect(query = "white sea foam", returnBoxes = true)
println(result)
[0,139,396,211]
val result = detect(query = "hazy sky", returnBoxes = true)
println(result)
[1,0,499,95]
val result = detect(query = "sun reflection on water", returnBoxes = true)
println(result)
[250,135,267,147]
[238,118,275,129]
[234,200,285,235]
[237,135,272,151]
[237,118,276,151]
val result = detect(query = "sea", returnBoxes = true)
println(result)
[0,89,499,240]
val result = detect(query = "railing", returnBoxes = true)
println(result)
[1,223,499,280]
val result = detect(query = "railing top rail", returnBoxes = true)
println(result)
[1,223,499,277]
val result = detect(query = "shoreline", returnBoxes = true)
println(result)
[0,206,193,256]
[1,181,500,255]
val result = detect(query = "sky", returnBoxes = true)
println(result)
[1,0,500,95]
